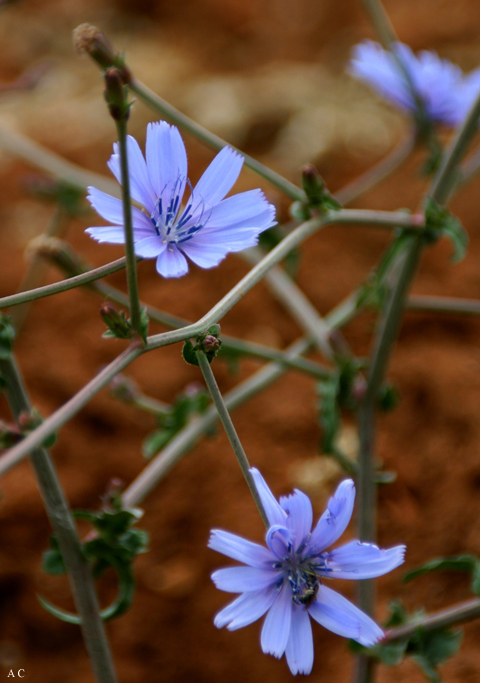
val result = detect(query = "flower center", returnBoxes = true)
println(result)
[276,549,327,607]
[149,176,212,246]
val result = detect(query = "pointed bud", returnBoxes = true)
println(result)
[26,236,87,278]
[301,164,325,202]
[109,374,139,403]
[100,302,133,339]
[202,334,221,353]
[104,67,130,121]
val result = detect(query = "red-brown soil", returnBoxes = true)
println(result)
[1,1,480,681]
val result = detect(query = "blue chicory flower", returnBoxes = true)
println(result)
[209,469,405,675]
[349,40,477,128]
[86,121,276,277]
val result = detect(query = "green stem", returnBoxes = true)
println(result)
[122,337,311,507]
[407,294,480,317]
[0,356,117,683]
[383,597,480,643]
[196,350,269,528]
[0,256,133,310]
[115,118,143,339]
[0,344,143,477]
[128,77,303,201]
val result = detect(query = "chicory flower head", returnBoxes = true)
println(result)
[209,469,405,675]
[349,40,474,128]
[86,121,276,277]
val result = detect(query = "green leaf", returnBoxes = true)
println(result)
[317,374,340,453]
[41,537,66,575]
[404,555,478,583]
[182,340,199,366]
[0,315,15,360]
[410,627,463,682]
[424,197,468,262]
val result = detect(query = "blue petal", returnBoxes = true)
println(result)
[266,525,294,560]
[208,529,274,568]
[214,588,276,630]
[85,227,125,244]
[87,187,153,231]
[134,236,166,258]
[178,240,232,269]
[309,480,355,552]
[146,121,187,209]
[155,245,188,278]
[322,541,406,579]
[308,585,383,647]
[107,136,157,214]
[211,566,277,593]
[260,582,292,658]
[197,189,276,231]
[280,489,313,551]
[190,147,243,212]
[285,604,314,675]
[249,468,288,527]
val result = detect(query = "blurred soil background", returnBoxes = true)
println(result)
[1,0,480,681]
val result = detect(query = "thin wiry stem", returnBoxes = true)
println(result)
[128,77,304,201]
[407,294,480,317]
[9,206,65,333]
[0,355,118,683]
[196,350,269,528]
[122,337,311,508]
[0,125,119,196]
[0,256,133,310]
[115,118,143,339]
[0,210,423,477]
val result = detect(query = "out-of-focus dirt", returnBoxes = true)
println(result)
[1,0,480,681]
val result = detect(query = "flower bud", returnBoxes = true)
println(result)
[301,164,325,203]
[202,334,221,353]
[100,302,133,339]
[104,67,129,121]
[73,24,132,81]
[109,374,139,403]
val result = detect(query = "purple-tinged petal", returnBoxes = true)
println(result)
[198,189,276,231]
[249,468,288,527]
[309,479,355,553]
[177,240,231,269]
[208,529,274,569]
[266,525,294,560]
[322,541,405,579]
[285,604,314,676]
[155,245,188,278]
[211,566,277,593]
[261,582,292,658]
[107,136,157,214]
[146,121,187,207]
[134,236,166,258]
[308,585,383,647]
[280,489,313,550]
[190,147,243,212]
[87,187,153,231]
[86,227,126,244]
[214,588,276,631]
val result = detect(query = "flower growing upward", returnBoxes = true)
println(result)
[86,121,276,277]
[209,469,405,675]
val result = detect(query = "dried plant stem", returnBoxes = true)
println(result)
[122,337,311,508]
[115,118,143,339]
[407,294,480,316]
[0,356,118,683]
[196,350,269,527]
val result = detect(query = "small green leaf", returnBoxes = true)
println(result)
[404,555,478,583]
[0,315,15,360]
[182,340,199,366]
[42,537,66,575]
[424,197,468,262]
